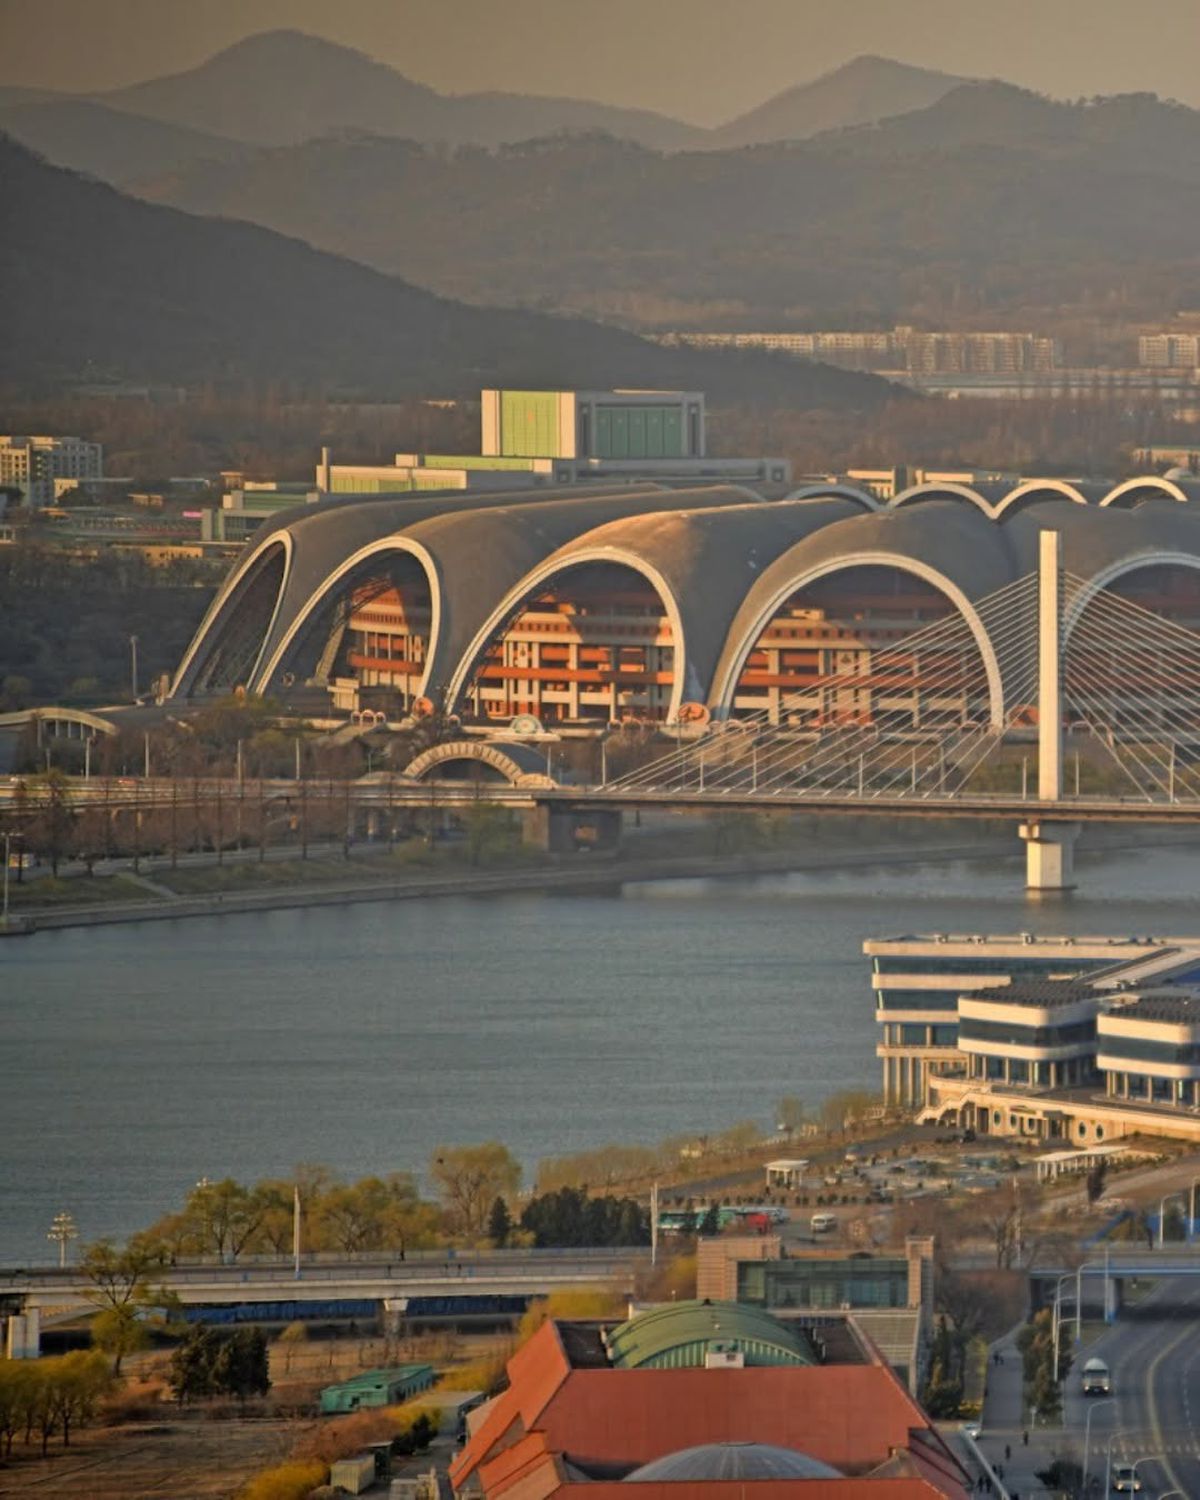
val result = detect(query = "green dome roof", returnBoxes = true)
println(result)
[605,1299,816,1370]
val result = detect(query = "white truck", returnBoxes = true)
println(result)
[1082,1356,1111,1396]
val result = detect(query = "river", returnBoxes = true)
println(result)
[3,840,1200,1262]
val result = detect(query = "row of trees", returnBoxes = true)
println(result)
[0,1351,113,1456]
[169,1326,270,1405]
[137,1171,442,1261]
[1017,1307,1072,1424]
[518,1187,650,1248]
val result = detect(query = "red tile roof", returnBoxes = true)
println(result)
[450,1321,969,1499]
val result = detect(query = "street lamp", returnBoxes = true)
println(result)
[1051,1273,1078,1383]
[129,634,139,702]
[47,1210,78,1268]
[1158,1191,1187,1248]
[1081,1396,1114,1493]
[1104,1432,1161,1495]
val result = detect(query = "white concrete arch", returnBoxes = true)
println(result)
[993,479,1089,519]
[1063,551,1200,637]
[403,739,553,787]
[1100,477,1191,509]
[445,546,689,724]
[171,531,293,697]
[711,551,1006,729]
[783,483,881,512]
[889,482,996,517]
[255,536,442,696]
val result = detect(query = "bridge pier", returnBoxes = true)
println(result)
[1019,820,1080,892]
[522,805,622,854]
[3,1308,41,1359]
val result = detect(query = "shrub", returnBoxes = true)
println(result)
[238,1459,328,1500]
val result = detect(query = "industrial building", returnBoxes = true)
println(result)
[319,1363,434,1414]
[449,1301,969,1498]
[174,468,1200,745]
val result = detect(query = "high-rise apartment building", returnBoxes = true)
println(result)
[0,435,103,508]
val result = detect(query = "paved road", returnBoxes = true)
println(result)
[1064,1276,1200,1498]
[979,1276,1200,1498]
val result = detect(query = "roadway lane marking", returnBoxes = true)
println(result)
[1145,1314,1194,1498]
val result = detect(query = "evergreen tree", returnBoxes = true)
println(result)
[487,1196,512,1247]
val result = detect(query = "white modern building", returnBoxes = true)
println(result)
[0,435,103,508]
[868,932,1200,1142]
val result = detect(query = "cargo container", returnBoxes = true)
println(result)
[329,1453,376,1494]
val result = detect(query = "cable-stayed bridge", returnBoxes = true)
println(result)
[588,532,1200,887]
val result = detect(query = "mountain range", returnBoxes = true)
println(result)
[0,33,969,186]
[113,82,1200,328]
[0,133,896,404]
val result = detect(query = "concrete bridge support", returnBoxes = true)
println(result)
[3,1308,41,1359]
[1019,820,1080,892]
[521,805,623,854]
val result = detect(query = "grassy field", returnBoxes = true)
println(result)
[5,873,151,909]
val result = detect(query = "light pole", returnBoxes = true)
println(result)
[1158,1191,1187,1248]
[47,1210,78,1268]
[1081,1395,1114,1492]
[129,634,139,702]
[1051,1273,1077,1382]
[1104,1432,1159,1496]
[1187,1178,1200,1242]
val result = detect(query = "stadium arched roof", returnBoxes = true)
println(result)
[170,475,1200,719]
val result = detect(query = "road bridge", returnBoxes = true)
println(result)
[0,1249,647,1356]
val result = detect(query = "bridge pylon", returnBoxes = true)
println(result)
[1023,529,1077,891]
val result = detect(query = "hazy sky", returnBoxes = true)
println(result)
[2,0,1198,122]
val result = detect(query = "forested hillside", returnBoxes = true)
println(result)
[129,87,1200,328]
[0,134,894,404]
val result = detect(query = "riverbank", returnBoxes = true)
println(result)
[4,823,1195,936]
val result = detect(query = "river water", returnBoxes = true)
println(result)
[3,841,1200,1263]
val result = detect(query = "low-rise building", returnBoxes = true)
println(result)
[450,1301,969,1498]
[319,1363,434,1414]
[696,1236,934,1393]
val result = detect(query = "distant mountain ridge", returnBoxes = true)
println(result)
[122,83,1200,327]
[93,29,707,151]
[0,98,249,185]
[0,132,896,407]
[712,54,969,147]
[0,33,989,181]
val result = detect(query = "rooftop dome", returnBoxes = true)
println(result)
[624,1442,843,1482]
[605,1299,816,1369]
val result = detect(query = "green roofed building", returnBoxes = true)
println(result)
[319,1363,434,1414]
[604,1299,817,1370]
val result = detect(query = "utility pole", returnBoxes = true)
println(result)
[651,1182,659,1267]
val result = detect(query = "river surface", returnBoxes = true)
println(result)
[3,841,1200,1262]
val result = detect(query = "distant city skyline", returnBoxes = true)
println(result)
[2,0,1200,122]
